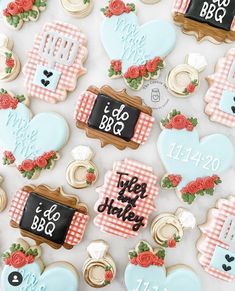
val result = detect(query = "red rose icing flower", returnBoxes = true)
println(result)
[26,254,35,264]
[3,8,11,16]
[16,0,33,11]
[139,65,147,77]
[21,159,35,171]
[171,114,188,130]
[36,157,47,168]
[111,60,122,72]
[152,257,164,267]
[6,58,15,68]
[168,175,182,187]
[146,59,157,73]
[105,270,113,281]
[186,181,198,194]
[203,177,215,189]
[4,151,15,162]
[130,257,138,265]
[136,251,155,268]
[167,239,177,248]
[187,83,196,93]
[7,2,19,15]
[0,94,18,110]
[86,172,96,183]
[109,0,126,16]
[10,251,27,268]
[124,66,139,79]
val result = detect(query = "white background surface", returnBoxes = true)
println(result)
[0,0,235,290]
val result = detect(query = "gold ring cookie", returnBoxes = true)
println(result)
[151,208,196,247]
[61,0,93,18]
[166,53,207,97]
[66,146,98,189]
[0,176,7,212]
[83,240,116,288]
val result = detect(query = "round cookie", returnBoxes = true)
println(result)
[0,176,7,212]
[61,0,93,17]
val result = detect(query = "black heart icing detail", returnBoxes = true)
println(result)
[41,79,50,87]
[222,264,232,272]
[225,254,235,262]
[231,106,235,114]
[43,70,53,78]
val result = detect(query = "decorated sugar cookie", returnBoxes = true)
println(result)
[172,0,235,43]
[141,0,160,3]
[100,0,176,90]
[94,159,158,238]
[23,21,87,103]
[66,145,98,189]
[125,241,202,291]
[151,208,196,248]
[167,53,207,97]
[0,34,20,82]
[198,196,235,282]
[205,48,235,127]
[0,0,47,30]
[0,89,69,179]
[1,239,79,290]
[158,110,234,204]
[61,0,94,18]
[83,240,116,288]
[0,176,7,212]
[9,185,89,249]
[74,85,154,150]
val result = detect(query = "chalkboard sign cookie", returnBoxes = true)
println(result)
[61,0,94,18]
[94,159,158,238]
[83,240,116,288]
[197,196,235,282]
[0,89,69,179]
[1,239,79,291]
[9,185,89,249]
[205,48,235,127]
[0,0,47,30]
[158,110,234,204]
[74,85,154,150]
[100,0,176,90]
[23,21,87,103]
[0,176,7,212]
[125,241,202,291]
[172,0,235,43]
[0,33,20,82]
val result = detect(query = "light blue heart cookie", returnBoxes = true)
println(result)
[0,102,69,165]
[125,264,202,291]
[157,128,234,190]
[1,262,78,291]
[101,12,176,73]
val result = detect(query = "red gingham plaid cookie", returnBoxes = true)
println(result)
[205,48,235,127]
[198,196,235,282]
[172,0,235,31]
[94,159,158,238]
[23,21,87,103]
[9,189,89,247]
[74,91,155,145]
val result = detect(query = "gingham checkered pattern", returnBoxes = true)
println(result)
[9,190,30,224]
[198,196,235,282]
[74,91,155,144]
[172,0,235,31]
[64,211,89,245]
[9,189,89,246]
[204,48,235,127]
[23,21,87,103]
[94,159,158,238]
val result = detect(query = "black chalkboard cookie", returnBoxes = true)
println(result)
[9,184,89,249]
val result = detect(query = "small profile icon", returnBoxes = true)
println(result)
[8,271,23,286]
[151,88,160,102]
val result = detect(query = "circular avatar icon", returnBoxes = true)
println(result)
[8,271,23,286]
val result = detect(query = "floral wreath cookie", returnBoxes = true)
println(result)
[151,208,196,248]
[83,240,116,288]
[94,159,158,238]
[0,176,7,212]
[125,241,202,291]
[1,239,79,290]
[0,34,20,82]
[66,145,98,189]
[0,0,47,30]
[0,89,69,179]
[61,0,94,18]
[198,196,235,282]
[172,0,235,43]
[205,48,235,127]
[166,53,207,97]
[23,21,87,103]
[157,110,234,204]
[100,0,176,90]
[9,184,89,249]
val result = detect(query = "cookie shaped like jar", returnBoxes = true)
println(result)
[83,240,116,288]
[66,145,98,189]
